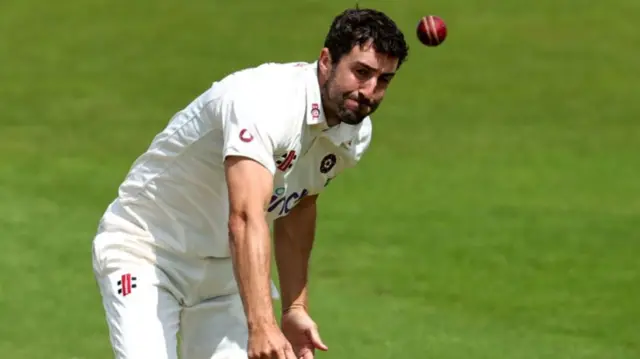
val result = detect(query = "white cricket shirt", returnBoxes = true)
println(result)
[99,61,372,258]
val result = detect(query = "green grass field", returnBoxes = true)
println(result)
[1,0,639,358]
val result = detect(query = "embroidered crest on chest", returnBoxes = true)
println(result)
[275,150,297,172]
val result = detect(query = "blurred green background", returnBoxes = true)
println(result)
[1,0,638,358]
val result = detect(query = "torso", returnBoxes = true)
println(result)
[100,61,370,257]
[267,126,351,220]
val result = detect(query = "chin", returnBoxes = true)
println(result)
[341,117,365,126]
[337,108,367,125]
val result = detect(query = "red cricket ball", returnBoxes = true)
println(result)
[416,15,447,47]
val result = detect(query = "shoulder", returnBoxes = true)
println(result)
[338,117,373,166]
[212,62,309,136]
[213,62,307,104]
[350,117,373,161]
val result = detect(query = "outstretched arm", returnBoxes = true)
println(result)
[273,194,319,313]
[225,155,277,330]
[219,77,304,359]
[274,195,329,357]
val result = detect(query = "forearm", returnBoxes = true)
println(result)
[274,199,317,311]
[229,213,276,329]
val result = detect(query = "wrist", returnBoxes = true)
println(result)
[282,303,308,315]
[247,315,279,332]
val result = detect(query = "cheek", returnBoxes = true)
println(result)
[374,82,391,98]
[333,71,359,92]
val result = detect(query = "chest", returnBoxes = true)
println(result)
[265,134,349,220]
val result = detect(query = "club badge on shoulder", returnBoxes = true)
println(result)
[320,154,336,174]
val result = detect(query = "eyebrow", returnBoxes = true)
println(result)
[356,61,396,77]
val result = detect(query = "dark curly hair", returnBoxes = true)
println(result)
[323,8,409,69]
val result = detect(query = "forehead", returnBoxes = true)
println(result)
[340,40,399,73]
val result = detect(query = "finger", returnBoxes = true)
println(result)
[274,347,291,359]
[296,346,315,359]
[307,328,328,351]
[277,349,294,359]
[284,344,297,359]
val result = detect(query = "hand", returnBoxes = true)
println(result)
[281,308,328,359]
[248,322,297,359]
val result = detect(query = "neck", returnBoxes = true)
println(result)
[325,116,340,127]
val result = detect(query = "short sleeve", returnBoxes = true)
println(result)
[220,90,283,175]
[342,117,373,167]
[352,118,372,162]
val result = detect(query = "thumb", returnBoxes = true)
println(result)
[307,327,328,351]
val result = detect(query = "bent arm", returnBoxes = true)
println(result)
[273,194,319,313]
[225,155,277,330]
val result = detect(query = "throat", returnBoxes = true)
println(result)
[325,115,340,127]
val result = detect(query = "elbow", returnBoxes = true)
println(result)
[228,210,248,239]
[227,209,265,245]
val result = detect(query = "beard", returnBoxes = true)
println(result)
[321,70,380,126]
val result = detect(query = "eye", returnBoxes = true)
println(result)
[354,68,370,78]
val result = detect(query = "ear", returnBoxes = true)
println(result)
[318,48,332,72]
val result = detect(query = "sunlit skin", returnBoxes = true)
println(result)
[317,39,400,126]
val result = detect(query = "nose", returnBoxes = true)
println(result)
[359,77,378,98]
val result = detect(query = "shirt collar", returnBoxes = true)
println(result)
[303,61,327,126]
[302,61,364,146]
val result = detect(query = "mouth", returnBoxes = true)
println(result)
[345,98,372,113]
[345,98,360,110]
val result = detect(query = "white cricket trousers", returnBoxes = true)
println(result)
[92,228,265,359]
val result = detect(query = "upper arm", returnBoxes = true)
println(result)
[220,89,282,175]
[274,194,318,231]
[220,86,290,217]
[292,194,318,212]
[224,156,274,218]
